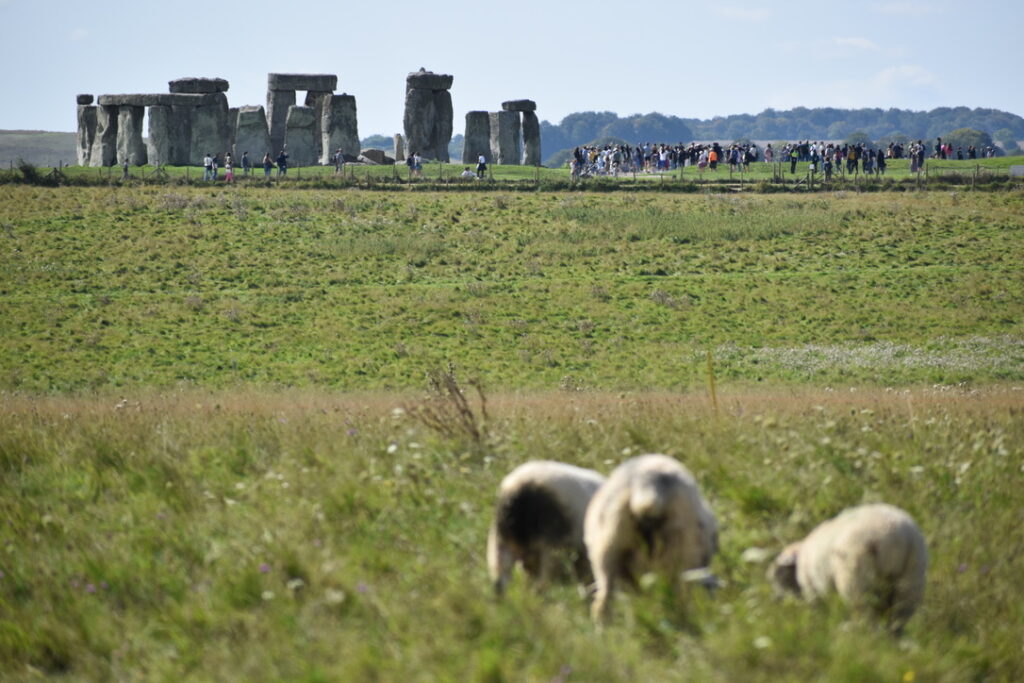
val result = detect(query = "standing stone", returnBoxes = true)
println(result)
[284,105,317,166]
[116,106,147,165]
[432,90,453,162]
[402,69,453,161]
[189,92,230,164]
[227,107,239,158]
[267,89,296,156]
[305,90,333,163]
[146,105,172,166]
[393,133,405,161]
[90,105,118,167]
[319,94,359,165]
[489,111,521,165]
[403,87,435,160]
[462,111,490,164]
[76,104,97,166]
[233,106,271,161]
[167,106,194,165]
[521,111,541,166]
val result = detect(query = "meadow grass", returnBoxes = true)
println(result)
[1,387,1022,680]
[1,184,1022,680]
[1,187,1021,392]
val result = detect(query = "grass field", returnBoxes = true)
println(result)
[1,184,1023,680]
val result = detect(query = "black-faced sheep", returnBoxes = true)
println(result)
[486,460,606,595]
[768,503,928,634]
[584,454,718,623]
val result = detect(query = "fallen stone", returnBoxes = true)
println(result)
[462,111,490,164]
[76,94,94,105]
[501,99,537,112]
[267,73,338,92]
[360,148,391,164]
[168,77,229,94]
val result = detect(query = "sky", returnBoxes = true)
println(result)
[1,0,1021,135]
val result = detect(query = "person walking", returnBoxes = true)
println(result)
[476,153,487,179]
[241,151,251,176]
[334,148,345,174]
[224,153,234,183]
[262,152,274,178]
[276,150,288,177]
[203,152,213,181]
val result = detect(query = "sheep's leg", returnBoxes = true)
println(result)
[590,550,621,624]
[487,525,517,596]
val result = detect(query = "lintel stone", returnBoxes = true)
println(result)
[169,77,229,93]
[267,73,338,92]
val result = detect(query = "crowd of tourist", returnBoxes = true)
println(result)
[569,137,1001,179]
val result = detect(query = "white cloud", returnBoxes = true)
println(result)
[872,64,938,88]
[712,6,771,22]
[834,37,882,51]
[869,2,941,16]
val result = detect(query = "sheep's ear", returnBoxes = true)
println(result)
[769,548,800,594]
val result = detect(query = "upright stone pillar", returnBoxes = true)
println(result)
[146,105,172,166]
[227,107,239,157]
[116,106,147,166]
[402,69,454,161]
[489,111,521,165]
[167,106,194,165]
[76,95,97,166]
[90,105,119,167]
[267,89,296,155]
[502,100,539,166]
[521,112,541,166]
[190,92,230,164]
[393,133,405,161]
[284,106,317,166]
[462,111,491,164]
[320,94,359,165]
[233,106,272,161]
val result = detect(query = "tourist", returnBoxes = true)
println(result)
[203,152,213,181]
[121,157,129,180]
[211,153,220,181]
[276,150,288,176]
[413,151,422,177]
[334,148,345,174]
[224,153,234,183]
[876,148,886,175]
[406,151,416,178]
[476,154,487,179]
[708,147,718,171]
[262,152,274,178]
[241,151,251,176]
[764,144,774,163]
[790,146,799,174]
[461,166,476,179]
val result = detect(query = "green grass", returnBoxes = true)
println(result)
[1,388,1022,680]
[2,187,1021,392]
[2,185,1023,679]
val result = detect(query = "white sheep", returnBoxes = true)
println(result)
[486,460,606,595]
[768,503,928,633]
[584,454,718,623]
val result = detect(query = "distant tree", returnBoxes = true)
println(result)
[360,134,392,150]
[844,131,872,146]
[943,128,993,155]
[875,131,910,147]
[993,128,1021,154]
[827,121,849,140]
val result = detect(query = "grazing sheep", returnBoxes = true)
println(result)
[486,460,606,596]
[768,503,928,633]
[584,454,718,623]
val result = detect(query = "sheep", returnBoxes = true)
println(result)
[486,460,606,596]
[768,503,928,634]
[584,454,718,623]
